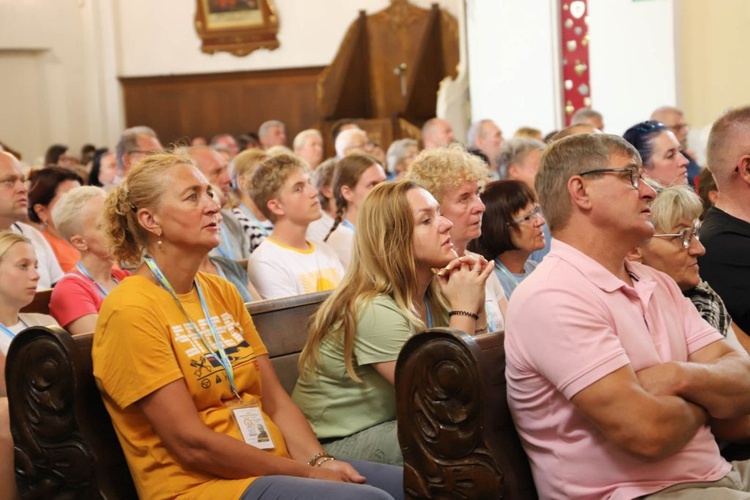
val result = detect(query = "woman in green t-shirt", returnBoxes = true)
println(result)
[294,180,494,465]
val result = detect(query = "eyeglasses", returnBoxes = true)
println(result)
[579,167,642,189]
[653,220,701,249]
[510,205,544,226]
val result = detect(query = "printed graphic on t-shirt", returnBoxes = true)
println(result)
[299,268,340,293]
[170,311,258,389]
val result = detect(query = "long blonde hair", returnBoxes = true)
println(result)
[299,180,448,381]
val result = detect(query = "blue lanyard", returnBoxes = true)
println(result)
[341,219,355,232]
[424,297,434,329]
[0,318,26,340]
[213,261,227,280]
[0,323,16,340]
[76,262,118,298]
[239,204,270,237]
[494,259,520,286]
[144,257,241,401]
[218,226,236,260]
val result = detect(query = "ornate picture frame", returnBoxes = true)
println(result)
[195,0,280,57]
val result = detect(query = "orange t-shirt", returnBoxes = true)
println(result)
[93,272,289,500]
[40,230,79,272]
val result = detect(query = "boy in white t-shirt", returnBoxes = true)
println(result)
[247,154,344,299]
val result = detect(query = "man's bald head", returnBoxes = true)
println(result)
[422,118,455,150]
[707,105,750,188]
[188,146,232,195]
[651,106,689,147]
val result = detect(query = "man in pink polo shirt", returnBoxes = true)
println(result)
[505,133,750,499]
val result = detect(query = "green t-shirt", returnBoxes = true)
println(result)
[292,295,435,439]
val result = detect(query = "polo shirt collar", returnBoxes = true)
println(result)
[549,238,649,294]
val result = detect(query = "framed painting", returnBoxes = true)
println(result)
[195,0,280,56]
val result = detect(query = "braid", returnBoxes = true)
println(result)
[324,204,346,242]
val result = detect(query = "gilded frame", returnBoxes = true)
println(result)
[195,0,280,57]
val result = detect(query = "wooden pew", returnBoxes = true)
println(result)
[6,291,329,499]
[19,289,53,315]
[395,327,537,499]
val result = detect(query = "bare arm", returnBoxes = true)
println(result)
[136,375,352,482]
[570,365,707,461]
[731,321,750,357]
[710,416,750,444]
[650,340,750,419]
[65,314,98,336]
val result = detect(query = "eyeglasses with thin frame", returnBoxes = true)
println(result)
[509,205,544,226]
[579,166,643,189]
[653,219,701,249]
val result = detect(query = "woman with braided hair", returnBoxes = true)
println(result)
[324,153,387,268]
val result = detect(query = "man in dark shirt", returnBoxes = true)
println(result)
[698,105,750,334]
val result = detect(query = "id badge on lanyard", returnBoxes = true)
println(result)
[228,399,275,450]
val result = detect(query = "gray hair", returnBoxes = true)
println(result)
[571,108,603,126]
[335,128,368,158]
[115,126,158,170]
[646,179,703,232]
[497,137,546,179]
[386,139,418,174]
[466,119,494,147]
[258,120,285,138]
[293,129,323,152]
[52,186,107,242]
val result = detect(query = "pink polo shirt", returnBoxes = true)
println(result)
[505,239,729,500]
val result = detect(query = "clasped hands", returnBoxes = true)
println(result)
[435,255,494,314]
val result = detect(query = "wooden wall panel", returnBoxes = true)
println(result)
[120,66,325,148]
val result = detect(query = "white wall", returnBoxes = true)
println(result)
[0,0,109,163]
[587,0,676,136]
[466,0,560,140]
[116,0,459,77]
[467,0,677,139]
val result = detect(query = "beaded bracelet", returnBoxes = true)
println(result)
[316,456,336,468]
[448,310,479,321]
[307,451,334,467]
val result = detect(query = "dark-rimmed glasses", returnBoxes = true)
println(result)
[509,205,544,226]
[653,219,701,249]
[579,167,642,189]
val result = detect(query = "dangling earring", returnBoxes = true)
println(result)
[157,229,163,250]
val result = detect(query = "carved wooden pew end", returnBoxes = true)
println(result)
[396,327,537,500]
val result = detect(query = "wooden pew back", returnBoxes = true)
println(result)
[395,327,537,499]
[6,292,328,499]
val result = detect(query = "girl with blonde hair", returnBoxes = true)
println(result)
[0,230,58,500]
[293,180,493,465]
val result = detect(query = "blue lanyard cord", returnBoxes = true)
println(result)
[424,297,434,329]
[0,317,27,340]
[213,261,227,280]
[218,225,236,260]
[0,323,16,340]
[239,204,270,237]
[341,219,355,232]
[144,257,241,401]
[494,259,520,286]
[76,262,118,298]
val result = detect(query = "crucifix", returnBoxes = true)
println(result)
[393,63,408,97]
